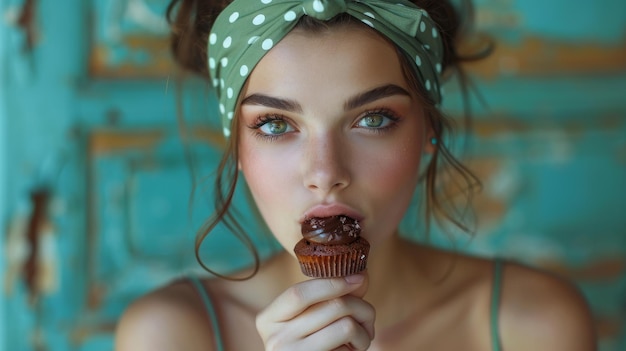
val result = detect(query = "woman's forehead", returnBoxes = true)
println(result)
[245,26,409,95]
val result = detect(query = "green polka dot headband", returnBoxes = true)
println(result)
[208,0,444,137]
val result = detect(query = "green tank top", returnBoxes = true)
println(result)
[188,277,225,351]
[491,258,504,351]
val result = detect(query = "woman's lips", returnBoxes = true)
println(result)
[300,203,364,223]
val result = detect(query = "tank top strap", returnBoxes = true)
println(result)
[491,258,504,351]
[188,276,225,351]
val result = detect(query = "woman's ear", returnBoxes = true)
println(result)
[424,134,437,154]
[423,111,439,154]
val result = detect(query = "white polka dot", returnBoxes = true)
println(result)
[436,63,442,73]
[213,78,219,87]
[209,33,217,45]
[425,80,431,91]
[220,57,228,67]
[253,14,265,25]
[284,11,297,21]
[420,21,426,32]
[223,36,232,48]
[219,104,225,114]
[423,44,430,50]
[362,19,374,27]
[415,55,422,66]
[227,87,234,99]
[261,0,272,3]
[209,57,216,69]
[227,112,234,120]
[262,38,273,51]
[223,127,231,137]
[248,36,260,44]
[313,0,324,12]
[364,12,375,18]
[240,65,249,76]
[432,28,438,38]
[229,12,239,23]
[220,79,225,89]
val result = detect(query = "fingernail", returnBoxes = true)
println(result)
[344,274,364,284]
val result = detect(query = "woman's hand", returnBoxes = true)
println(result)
[256,273,375,351]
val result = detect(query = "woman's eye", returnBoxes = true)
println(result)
[258,119,292,135]
[360,115,385,128]
[356,112,396,129]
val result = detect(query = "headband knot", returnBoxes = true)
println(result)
[303,0,347,20]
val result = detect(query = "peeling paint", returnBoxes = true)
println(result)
[3,215,30,296]
[465,37,626,78]
[89,129,164,155]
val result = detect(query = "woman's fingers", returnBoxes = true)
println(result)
[347,270,369,299]
[299,316,372,351]
[259,274,366,323]
[256,273,375,351]
[285,295,375,340]
[267,315,372,351]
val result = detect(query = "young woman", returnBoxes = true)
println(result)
[115,1,597,350]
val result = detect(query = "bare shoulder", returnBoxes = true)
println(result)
[499,260,597,351]
[114,279,215,351]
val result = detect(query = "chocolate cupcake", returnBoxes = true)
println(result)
[294,215,370,278]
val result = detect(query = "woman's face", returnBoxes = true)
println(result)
[238,25,431,254]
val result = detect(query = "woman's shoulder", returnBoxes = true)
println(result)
[420,246,596,350]
[497,258,597,351]
[114,277,217,351]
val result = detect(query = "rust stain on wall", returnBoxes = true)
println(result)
[89,35,173,79]
[86,283,106,311]
[472,113,626,138]
[187,127,227,150]
[89,129,164,155]
[465,37,626,78]
[70,322,117,346]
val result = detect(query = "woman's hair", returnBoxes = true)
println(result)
[166,0,491,278]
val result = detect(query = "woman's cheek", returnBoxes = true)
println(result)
[360,140,422,232]
[240,145,302,247]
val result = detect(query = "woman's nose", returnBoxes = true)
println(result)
[301,133,351,194]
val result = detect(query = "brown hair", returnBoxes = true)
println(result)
[166,0,491,278]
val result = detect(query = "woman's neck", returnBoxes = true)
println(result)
[363,236,436,328]
[214,235,445,327]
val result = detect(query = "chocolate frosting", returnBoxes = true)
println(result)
[301,215,361,245]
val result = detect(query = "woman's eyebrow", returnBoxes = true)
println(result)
[241,94,303,113]
[241,84,410,113]
[344,84,411,111]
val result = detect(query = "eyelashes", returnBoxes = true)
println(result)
[246,108,402,141]
[247,114,295,141]
[357,108,401,132]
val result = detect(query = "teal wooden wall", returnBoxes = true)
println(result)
[1,0,625,350]
[0,0,8,345]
